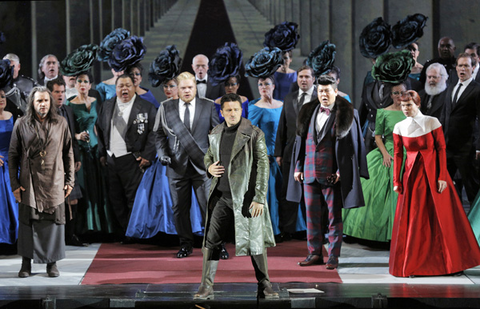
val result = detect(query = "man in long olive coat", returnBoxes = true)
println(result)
[194,93,277,300]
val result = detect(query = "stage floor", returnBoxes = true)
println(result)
[1,241,480,308]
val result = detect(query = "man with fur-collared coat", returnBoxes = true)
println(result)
[292,75,368,269]
[194,93,277,300]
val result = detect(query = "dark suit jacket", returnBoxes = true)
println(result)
[58,104,80,162]
[440,79,480,152]
[274,87,317,164]
[96,96,157,162]
[196,79,225,101]
[419,89,447,119]
[155,97,220,178]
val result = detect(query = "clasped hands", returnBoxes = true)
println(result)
[13,185,73,203]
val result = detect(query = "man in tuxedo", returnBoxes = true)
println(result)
[274,65,316,241]
[37,54,60,86]
[420,37,457,86]
[155,71,220,258]
[96,74,157,240]
[292,75,368,269]
[440,53,480,205]
[46,78,86,247]
[192,54,225,100]
[419,63,448,118]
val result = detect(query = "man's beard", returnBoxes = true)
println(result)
[425,81,447,96]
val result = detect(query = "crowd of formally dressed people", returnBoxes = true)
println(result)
[2,22,480,283]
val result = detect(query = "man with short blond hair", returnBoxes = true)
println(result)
[156,71,220,258]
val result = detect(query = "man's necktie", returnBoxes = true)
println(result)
[320,106,330,115]
[184,102,191,131]
[453,83,463,105]
[298,92,306,109]
[196,80,206,84]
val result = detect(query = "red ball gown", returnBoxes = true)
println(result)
[390,112,480,277]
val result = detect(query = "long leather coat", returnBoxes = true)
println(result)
[204,118,275,256]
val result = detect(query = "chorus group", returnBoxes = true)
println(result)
[1,15,480,296]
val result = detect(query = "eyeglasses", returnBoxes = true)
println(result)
[225,83,238,87]
[163,84,177,89]
[392,91,405,96]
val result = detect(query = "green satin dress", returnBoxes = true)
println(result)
[343,109,405,242]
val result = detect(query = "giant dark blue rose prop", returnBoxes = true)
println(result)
[61,44,98,76]
[148,45,182,87]
[359,17,392,58]
[306,40,336,77]
[98,28,131,62]
[245,47,283,78]
[263,21,300,52]
[392,13,428,49]
[108,36,146,72]
[208,42,243,86]
[0,59,13,89]
[371,50,415,83]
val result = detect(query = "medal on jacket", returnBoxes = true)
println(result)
[134,113,148,134]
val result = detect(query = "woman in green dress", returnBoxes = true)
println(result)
[67,72,115,238]
[342,82,407,242]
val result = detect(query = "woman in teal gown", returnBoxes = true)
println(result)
[67,72,115,237]
[248,76,286,236]
[343,82,407,242]
[0,89,18,245]
[468,193,480,246]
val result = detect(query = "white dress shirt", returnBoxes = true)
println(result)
[196,75,207,98]
[179,98,196,130]
[451,77,473,102]
[298,86,315,105]
[108,94,136,157]
[316,102,335,134]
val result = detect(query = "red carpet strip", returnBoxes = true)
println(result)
[81,240,342,285]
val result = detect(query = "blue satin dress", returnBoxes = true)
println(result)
[0,117,18,244]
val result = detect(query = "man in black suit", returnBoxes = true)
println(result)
[46,78,86,247]
[440,53,480,204]
[192,54,225,100]
[3,53,37,121]
[420,37,457,86]
[464,42,480,82]
[419,63,448,119]
[96,74,157,239]
[155,71,220,258]
[274,65,316,240]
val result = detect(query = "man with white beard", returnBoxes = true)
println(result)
[419,63,449,118]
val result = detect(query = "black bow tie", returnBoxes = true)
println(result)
[196,80,206,84]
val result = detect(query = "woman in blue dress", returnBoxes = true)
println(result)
[273,51,297,101]
[96,68,124,102]
[214,75,249,121]
[0,89,18,245]
[127,63,160,109]
[127,77,204,238]
[248,76,284,235]
[67,72,116,237]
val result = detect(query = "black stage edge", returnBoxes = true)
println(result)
[2,283,480,308]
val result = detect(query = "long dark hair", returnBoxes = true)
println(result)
[25,86,59,125]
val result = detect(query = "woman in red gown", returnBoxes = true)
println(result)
[390,90,480,277]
